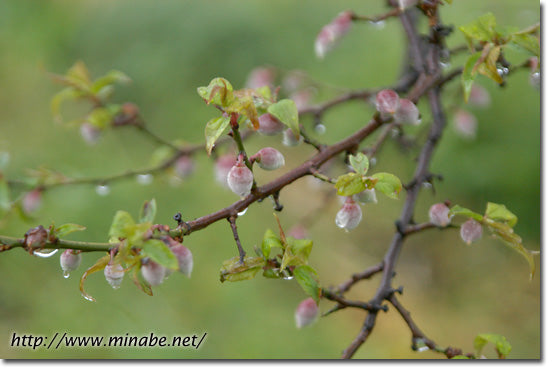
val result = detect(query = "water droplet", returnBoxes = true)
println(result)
[417,346,429,352]
[136,174,153,185]
[237,208,248,217]
[369,20,385,29]
[63,271,71,279]
[33,249,58,258]
[314,124,326,135]
[81,293,95,302]
[369,157,377,167]
[96,185,110,196]
[422,181,432,189]
[497,67,509,77]
[438,61,450,70]
[111,284,120,290]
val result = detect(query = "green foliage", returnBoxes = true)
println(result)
[139,198,157,224]
[53,223,86,238]
[197,77,234,106]
[335,169,402,199]
[293,266,321,304]
[261,228,283,260]
[267,99,300,139]
[141,239,178,270]
[219,256,265,282]
[369,172,402,199]
[204,115,231,155]
[335,172,366,196]
[474,333,512,359]
[349,153,369,175]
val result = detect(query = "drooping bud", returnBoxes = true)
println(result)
[22,189,42,214]
[60,249,81,276]
[282,129,302,147]
[170,244,194,277]
[227,157,254,197]
[104,262,125,289]
[141,259,166,286]
[453,109,477,139]
[80,123,101,145]
[295,298,319,328]
[253,147,285,171]
[354,188,377,204]
[257,113,285,136]
[245,67,275,89]
[174,155,196,178]
[335,197,362,231]
[460,218,483,245]
[394,99,420,125]
[314,11,353,59]
[429,203,451,227]
[375,89,401,119]
[24,225,48,250]
[468,84,491,108]
[214,154,237,187]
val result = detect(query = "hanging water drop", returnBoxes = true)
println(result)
[438,61,450,70]
[96,185,110,196]
[136,174,153,185]
[314,123,326,135]
[369,20,385,29]
[237,208,248,217]
[33,249,58,258]
[63,271,71,279]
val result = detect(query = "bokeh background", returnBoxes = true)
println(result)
[0,0,540,359]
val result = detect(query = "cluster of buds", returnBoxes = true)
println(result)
[375,89,420,125]
[315,11,353,59]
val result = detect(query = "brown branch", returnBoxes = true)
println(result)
[337,262,385,294]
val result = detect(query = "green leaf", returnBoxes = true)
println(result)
[0,177,11,214]
[139,198,157,224]
[197,78,234,106]
[462,51,482,102]
[50,87,83,123]
[349,153,369,176]
[484,202,517,227]
[459,13,497,48]
[449,205,484,222]
[86,107,115,129]
[293,265,321,304]
[474,333,512,358]
[91,70,131,94]
[141,239,178,270]
[108,210,136,240]
[55,223,86,238]
[204,115,231,155]
[477,45,503,84]
[79,254,110,302]
[219,256,265,282]
[510,33,540,56]
[262,229,283,259]
[227,94,260,129]
[65,60,92,90]
[130,264,153,296]
[280,237,313,271]
[335,172,366,196]
[267,99,299,139]
[370,172,402,199]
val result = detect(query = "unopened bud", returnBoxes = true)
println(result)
[60,249,81,274]
[282,129,302,147]
[453,109,477,139]
[215,154,237,187]
[468,85,491,108]
[295,298,319,328]
[174,155,196,178]
[227,157,254,197]
[290,89,314,111]
[315,11,353,59]
[429,203,451,227]
[288,225,308,240]
[104,262,125,289]
[22,189,42,214]
[245,67,275,89]
[170,244,194,277]
[24,225,48,250]
[354,188,377,204]
[335,197,362,231]
[460,218,483,245]
[258,113,285,136]
[394,99,420,125]
[141,260,166,286]
[375,89,401,119]
[80,123,101,145]
[254,147,285,171]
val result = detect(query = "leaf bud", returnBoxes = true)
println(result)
[429,203,451,227]
[170,244,194,277]
[24,225,48,250]
[295,298,319,328]
[460,218,483,245]
[335,197,362,231]
[254,147,285,171]
[227,157,254,197]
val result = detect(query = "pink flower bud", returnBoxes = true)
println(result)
[295,298,319,328]
[335,197,362,231]
[429,203,451,227]
[174,155,196,178]
[460,218,483,245]
[288,225,308,240]
[104,262,125,289]
[375,89,401,119]
[354,188,377,204]
[254,147,285,171]
[394,99,420,125]
[315,11,353,59]
[80,123,101,145]
[453,109,477,139]
[170,244,194,277]
[60,249,81,274]
[468,84,491,108]
[24,225,48,249]
[258,113,285,136]
[245,67,275,89]
[290,89,314,111]
[282,129,302,147]
[141,260,166,286]
[227,157,254,197]
[214,154,237,187]
[22,189,42,214]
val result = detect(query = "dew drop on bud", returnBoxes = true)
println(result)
[255,147,285,171]
[227,158,254,197]
[368,20,385,29]
[429,203,451,227]
[96,184,110,196]
[282,129,302,147]
[237,207,248,217]
[141,260,166,287]
[136,174,153,185]
[335,197,362,231]
[104,262,125,289]
[354,188,377,204]
[257,113,285,136]
[460,218,483,245]
[60,249,82,277]
[295,298,319,328]
[33,249,59,258]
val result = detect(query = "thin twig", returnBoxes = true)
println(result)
[228,216,246,264]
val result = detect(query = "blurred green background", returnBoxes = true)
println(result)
[0,0,540,359]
